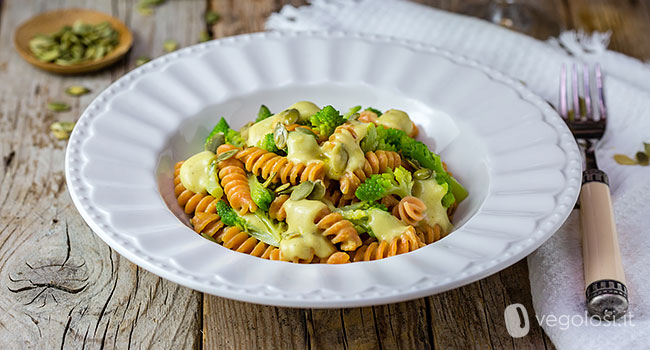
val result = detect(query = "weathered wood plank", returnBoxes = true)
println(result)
[0,0,205,348]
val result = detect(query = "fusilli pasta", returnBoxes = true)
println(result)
[217,144,257,215]
[236,147,326,185]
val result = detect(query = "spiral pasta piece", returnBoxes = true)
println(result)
[217,144,257,215]
[191,212,225,238]
[268,194,289,221]
[351,226,424,262]
[217,226,276,258]
[416,223,443,245]
[394,196,427,226]
[314,208,362,251]
[174,161,220,214]
[339,150,402,196]
[236,147,326,185]
[324,183,358,207]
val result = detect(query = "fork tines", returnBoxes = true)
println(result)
[559,63,607,124]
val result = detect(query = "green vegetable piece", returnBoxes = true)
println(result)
[355,166,414,202]
[205,160,223,199]
[613,154,637,165]
[334,202,389,237]
[215,200,284,247]
[206,117,245,147]
[636,151,649,166]
[65,85,91,96]
[204,132,225,153]
[216,200,246,228]
[258,133,281,154]
[163,39,178,52]
[309,105,345,138]
[343,106,361,119]
[50,121,75,140]
[249,175,274,211]
[205,10,220,25]
[47,102,71,112]
[256,105,272,122]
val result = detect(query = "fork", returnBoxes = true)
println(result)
[560,64,628,321]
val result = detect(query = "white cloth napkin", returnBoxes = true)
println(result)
[267,1,650,348]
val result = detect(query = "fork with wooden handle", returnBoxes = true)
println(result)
[560,64,628,321]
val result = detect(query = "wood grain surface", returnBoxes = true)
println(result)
[1,0,649,349]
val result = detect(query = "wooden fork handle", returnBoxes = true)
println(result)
[580,169,628,319]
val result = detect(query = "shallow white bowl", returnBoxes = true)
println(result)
[65,31,581,308]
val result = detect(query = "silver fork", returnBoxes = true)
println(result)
[560,64,628,321]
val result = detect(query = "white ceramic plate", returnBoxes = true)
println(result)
[66,31,581,308]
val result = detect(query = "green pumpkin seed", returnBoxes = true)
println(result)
[163,39,178,52]
[347,112,360,121]
[47,102,71,112]
[276,108,300,125]
[414,168,433,180]
[204,132,225,153]
[613,154,638,165]
[404,158,422,170]
[273,123,288,149]
[307,180,326,200]
[262,172,277,188]
[274,183,291,193]
[50,121,75,140]
[636,151,649,166]
[293,127,318,139]
[205,11,220,25]
[135,56,151,67]
[290,181,315,201]
[205,160,224,198]
[65,86,91,96]
[216,149,238,162]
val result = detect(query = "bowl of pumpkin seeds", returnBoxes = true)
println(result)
[14,8,133,74]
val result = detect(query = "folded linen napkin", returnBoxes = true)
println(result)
[267,1,650,348]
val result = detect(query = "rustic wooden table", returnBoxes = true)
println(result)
[1,0,648,349]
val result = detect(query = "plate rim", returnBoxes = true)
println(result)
[65,30,581,308]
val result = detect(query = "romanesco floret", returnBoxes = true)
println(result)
[206,117,245,147]
[257,133,283,154]
[215,200,284,246]
[354,166,414,202]
[309,105,345,137]
[256,104,272,122]
[248,175,274,211]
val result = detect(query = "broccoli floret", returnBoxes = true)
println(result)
[216,200,246,228]
[309,105,345,138]
[343,105,361,120]
[355,166,414,202]
[374,125,404,152]
[206,117,245,147]
[364,107,382,116]
[248,175,274,211]
[335,202,388,237]
[257,133,284,154]
[256,104,272,122]
[215,200,284,246]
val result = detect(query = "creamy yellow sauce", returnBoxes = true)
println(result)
[286,132,325,165]
[246,113,278,147]
[367,208,411,242]
[280,199,336,260]
[179,151,217,194]
[289,101,320,122]
[412,179,454,234]
[377,109,414,135]
[321,128,365,180]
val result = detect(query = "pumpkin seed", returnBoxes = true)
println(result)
[135,56,151,67]
[163,39,178,52]
[329,144,349,175]
[290,181,315,201]
[205,10,220,25]
[636,151,649,166]
[404,158,422,170]
[307,180,326,200]
[293,126,318,139]
[47,102,71,112]
[414,168,433,180]
[51,121,75,140]
[273,123,288,149]
[216,149,238,162]
[613,154,637,165]
[262,173,276,188]
[277,108,300,125]
[204,132,225,153]
[274,183,291,193]
[65,86,91,96]
[347,112,360,121]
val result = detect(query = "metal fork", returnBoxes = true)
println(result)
[560,64,628,321]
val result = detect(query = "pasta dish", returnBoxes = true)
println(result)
[174,101,467,264]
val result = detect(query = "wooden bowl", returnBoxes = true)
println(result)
[13,8,133,74]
